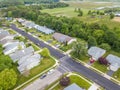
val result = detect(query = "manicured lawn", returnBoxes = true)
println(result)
[52,75,91,90]
[92,61,108,73]
[14,57,55,87]
[26,42,40,51]
[113,69,120,81]
[8,29,17,34]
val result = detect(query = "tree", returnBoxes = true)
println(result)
[40,48,50,58]
[0,69,17,90]
[78,10,83,16]
[60,76,70,86]
[99,43,111,51]
[110,13,114,19]
[98,57,108,65]
[72,41,87,58]
[93,30,105,44]
[88,36,97,48]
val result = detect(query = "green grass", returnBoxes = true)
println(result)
[52,75,91,90]
[8,29,17,34]
[92,61,108,73]
[113,69,120,81]
[14,57,55,88]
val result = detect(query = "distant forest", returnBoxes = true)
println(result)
[0,0,60,8]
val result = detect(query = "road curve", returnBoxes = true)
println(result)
[10,24,120,90]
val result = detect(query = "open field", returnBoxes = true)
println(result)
[113,17,120,22]
[41,1,120,29]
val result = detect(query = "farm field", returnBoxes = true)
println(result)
[41,1,120,29]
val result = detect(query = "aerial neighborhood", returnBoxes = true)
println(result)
[0,0,120,90]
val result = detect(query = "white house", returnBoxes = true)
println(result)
[9,46,34,62]
[18,54,41,73]
[3,42,25,55]
[106,54,120,71]
[88,46,106,61]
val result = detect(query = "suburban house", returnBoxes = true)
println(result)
[18,54,41,73]
[106,54,120,71]
[52,33,76,44]
[0,31,10,37]
[21,21,36,29]
[64,83,83,90]
[0,35,15,41]
[9,46,34,62]
[17,18,25,23]
[88,46,106,61]
[3,42,25,55]
[0,39,19,47]
[34,25,54,34]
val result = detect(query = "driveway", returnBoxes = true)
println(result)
[23,70,62,90]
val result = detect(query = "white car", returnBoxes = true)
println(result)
[47,69,55,75]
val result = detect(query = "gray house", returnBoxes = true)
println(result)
[64,83,83,90]
[88,46,106,60]
[106,54,120,71]
[3,42,25,55]
[52,33,76,44]
[35,25,54,34]
[9,46,34,62]
[18,54,41,73]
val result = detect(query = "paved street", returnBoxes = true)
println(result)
[11,24,120,90]
[23,70,62,90]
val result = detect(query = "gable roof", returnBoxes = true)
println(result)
[35,25,54,34]
[64,83,83,90]
[0,39,19,46]
[18,54,41,73]
[53,33,73,43]
[9,46,34,62]
[3,42,25,55]
[106,54,120,66]
[88,46,106,60]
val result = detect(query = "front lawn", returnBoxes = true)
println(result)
[14,57,55,87]
[113,69,120,81]
[52,75,91,90]
[92,61,108,73]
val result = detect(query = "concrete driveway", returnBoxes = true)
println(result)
[23,70,62,90]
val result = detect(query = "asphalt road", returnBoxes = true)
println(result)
[11,24,120,90]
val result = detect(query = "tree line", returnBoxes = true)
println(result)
[4,6,120,52]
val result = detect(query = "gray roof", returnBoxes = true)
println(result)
[53,33,73,43]
[106,54,120,67]
[3,42,25,55]
[0,31,10,40]
[0,35,14,41]
[10,46,34,62]
[35,25,54,34]
[0,39,19,46]
[88,46,106,60]
[64,83,83,90]
[18,54,41,73]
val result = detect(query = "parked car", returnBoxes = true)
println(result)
[40,74,47,79]
[47,69,55,75]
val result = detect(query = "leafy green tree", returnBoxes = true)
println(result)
[0,69,17,90]
[40,48,50,58]
[93,30,105,44]
[99,43,111,51]
[88,36,97,48]
[110,13,114,19]
[72,41,87,58]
